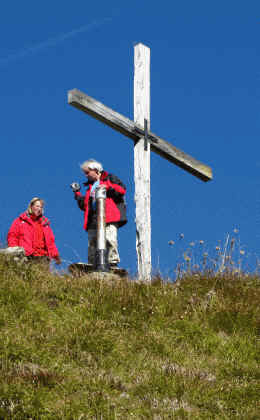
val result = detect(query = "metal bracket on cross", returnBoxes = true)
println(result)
[144,119,148,151]
[134,119,158,150]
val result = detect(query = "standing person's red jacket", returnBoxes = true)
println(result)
[74,171,127,231]
[7,212,59,259]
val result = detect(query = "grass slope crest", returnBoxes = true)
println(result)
[0,255,259,419]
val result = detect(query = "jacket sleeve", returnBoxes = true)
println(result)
[7,218,21,247]
[105,174,126,201]
[46,226,59,258]
[74,191,85,211]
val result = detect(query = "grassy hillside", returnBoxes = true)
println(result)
[0,255,259,419]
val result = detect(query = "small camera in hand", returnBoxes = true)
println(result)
[70,182,81,192]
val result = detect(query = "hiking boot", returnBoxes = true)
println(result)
[110,263,119,270]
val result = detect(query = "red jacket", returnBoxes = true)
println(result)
[75,171,127,231]
[7,212,59,259]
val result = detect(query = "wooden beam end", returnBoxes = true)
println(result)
[200,166,213,182]
[68,89,79,104]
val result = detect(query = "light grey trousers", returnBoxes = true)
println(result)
[87,224,120,265]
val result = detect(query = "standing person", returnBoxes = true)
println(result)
[7,197,61,266]
[70,159,127,268]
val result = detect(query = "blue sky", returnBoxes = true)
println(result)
[1,1,259,277]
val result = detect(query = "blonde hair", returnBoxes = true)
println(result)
[27,197,45,215]
[80,159,103,173]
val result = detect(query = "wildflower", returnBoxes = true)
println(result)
[189,242,195,247]
[240,250,245,255]
[199,240,204,245]
[168,240,175,246]
[215,246,220,251]
[233,228,239,233]
[180,233,184,239]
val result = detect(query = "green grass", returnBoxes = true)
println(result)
[0,255,259,419]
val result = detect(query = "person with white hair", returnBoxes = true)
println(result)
[71,159,127,268]
[7,197,61,266]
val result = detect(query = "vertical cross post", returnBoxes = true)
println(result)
[134,43,151,282]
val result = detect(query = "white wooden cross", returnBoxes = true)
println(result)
[68,43,213,282]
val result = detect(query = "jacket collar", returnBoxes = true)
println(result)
[19,212,49,226]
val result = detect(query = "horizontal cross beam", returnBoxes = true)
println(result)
[68,89,212,182]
